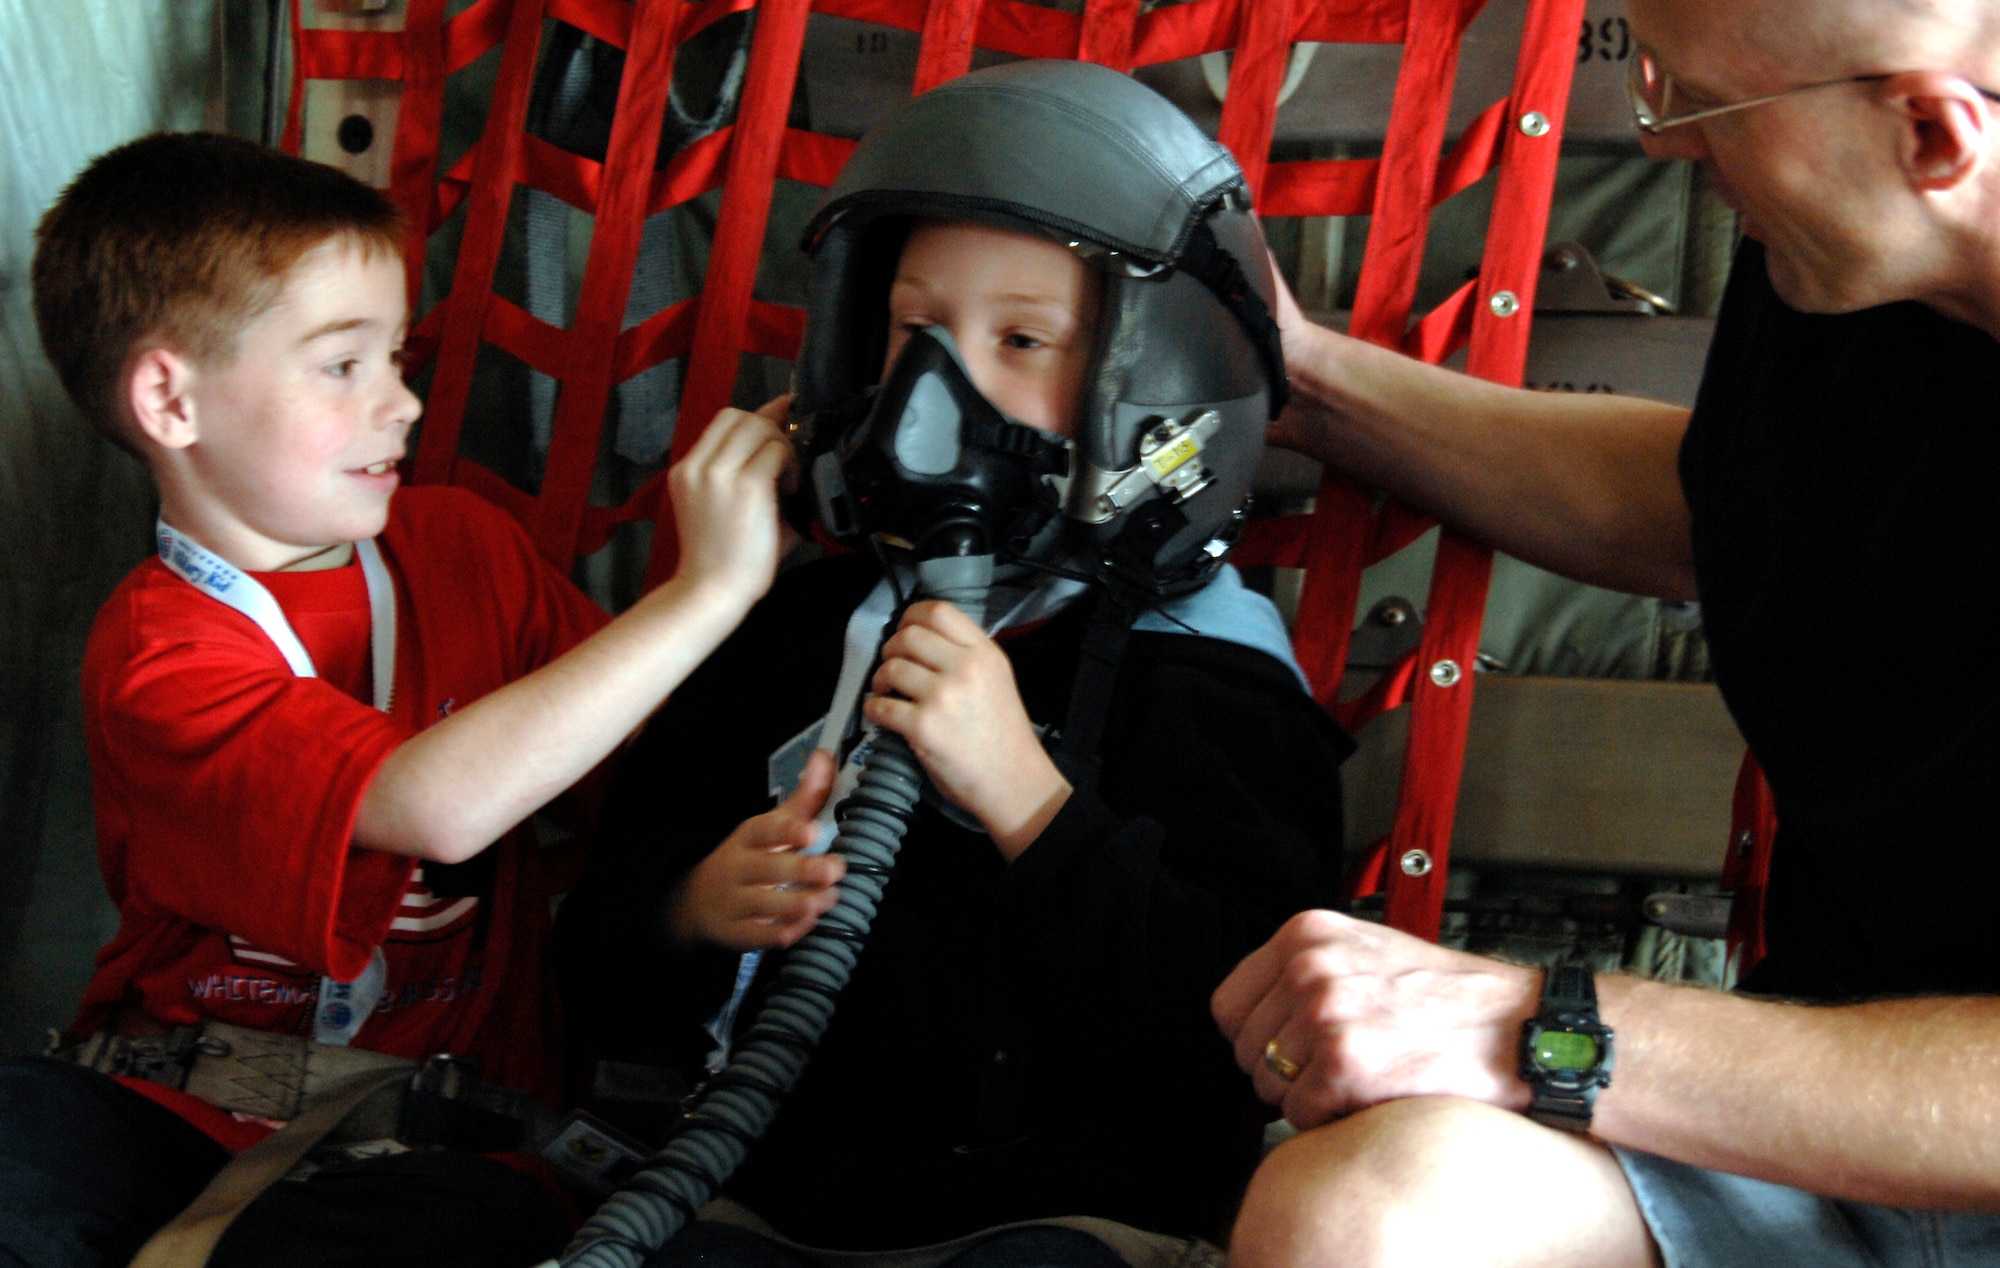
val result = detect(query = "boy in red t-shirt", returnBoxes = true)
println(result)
[0,132,797,1266]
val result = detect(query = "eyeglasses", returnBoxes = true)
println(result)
[1625,45,2000,134]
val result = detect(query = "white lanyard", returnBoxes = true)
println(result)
[154,521,398,713]
[154,520,397,1042]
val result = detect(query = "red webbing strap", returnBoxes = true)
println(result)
[407,0,548,491]
[1288,477,1376,709]
[1462,0,1574,389]
[532,0,689,568]
[388,0,450,298]
[1213,0,1292,200]
[281,0,306,153]
[1133,0,1407,61]
[1346,0,1476,347]
[914,0,985,93]
[971,1,1077,57]
[1380,528,1492,932]
[550,0,637,45]
[1333,649,1419,735]
[1376,0,1583,938]
[1076,0,1139,71]
[1260,159,1378,218]
[1285,0,1471,725]
[1340,835,1391,905]
[1401,278,1476,362]
[646,0,814,586]
[1434,98,1507,201]
[1722,751,1777,977]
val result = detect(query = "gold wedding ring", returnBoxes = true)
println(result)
[1262,1038,1302,1082]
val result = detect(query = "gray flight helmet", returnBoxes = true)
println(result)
[792,58,1287,597]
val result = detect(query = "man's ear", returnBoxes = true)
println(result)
[127,346,199,451]
[1880,71,1989,192]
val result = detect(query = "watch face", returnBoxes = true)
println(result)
[1532,1028,1601,1072]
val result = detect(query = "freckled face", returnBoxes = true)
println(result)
[884,220,1102,437]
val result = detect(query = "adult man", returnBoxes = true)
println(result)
[1214,0,2000,1264]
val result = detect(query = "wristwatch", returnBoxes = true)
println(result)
[1518,965,1614,1132]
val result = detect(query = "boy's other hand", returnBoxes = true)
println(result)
[668,749,846,952]
[864,602,1071,861]
[668,397,798,613]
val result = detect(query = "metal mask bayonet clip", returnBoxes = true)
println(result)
[1070,409,1222,526]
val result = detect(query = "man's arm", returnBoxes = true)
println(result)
[1215,911,2000,1211]
[1271,273,1700,600]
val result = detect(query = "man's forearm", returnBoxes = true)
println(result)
[1597,976,2000,1210]
[1280,323,1699,599]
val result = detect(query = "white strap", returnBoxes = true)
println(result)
[155,520,400,1042]
[153,521,398,713]
[354,538,398,714]
[814,578,900,755]
[156,522,317,678]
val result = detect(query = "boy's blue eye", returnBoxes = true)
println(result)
[327,359,357,378]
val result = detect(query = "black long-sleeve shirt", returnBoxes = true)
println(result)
[555,554,1350,1247]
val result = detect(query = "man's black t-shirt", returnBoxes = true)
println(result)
[1682,239,2000,1000]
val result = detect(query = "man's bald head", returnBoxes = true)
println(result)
[1630,0,2000,331]
[1763,0,2000,85]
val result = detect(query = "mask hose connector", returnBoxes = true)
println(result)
[556,557,993,1268]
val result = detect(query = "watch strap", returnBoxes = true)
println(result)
[1545,964,1595,1013]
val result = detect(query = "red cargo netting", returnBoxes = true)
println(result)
[287,0,1587,941]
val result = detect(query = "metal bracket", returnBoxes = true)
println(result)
[1641,891,1731,940]
[1071,410,1222,524]
[1538,241,1674,315]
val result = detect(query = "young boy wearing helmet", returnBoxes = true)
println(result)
[555,61,1350,1260]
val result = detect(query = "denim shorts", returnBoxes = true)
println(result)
[1614,1147,2000,1268]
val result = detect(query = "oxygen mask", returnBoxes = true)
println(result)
[808,327,1071,565]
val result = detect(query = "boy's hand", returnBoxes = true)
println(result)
[668,397,798,613]
[667,750,846,952]
[863,602,1071,861]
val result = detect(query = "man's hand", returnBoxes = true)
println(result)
[863,601,1070,861]
[1213,909,1541,1129]
[668,396,798,613]
[1261,252,1357,460]
[667,750,846,952]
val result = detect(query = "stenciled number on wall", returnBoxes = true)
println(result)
[1578,16,1632,64]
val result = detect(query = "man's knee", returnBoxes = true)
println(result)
[1229,1098,1657,1268]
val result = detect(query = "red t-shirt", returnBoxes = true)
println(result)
[74,486,608,1104]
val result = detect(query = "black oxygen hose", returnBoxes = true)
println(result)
[555,548,993,1268]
